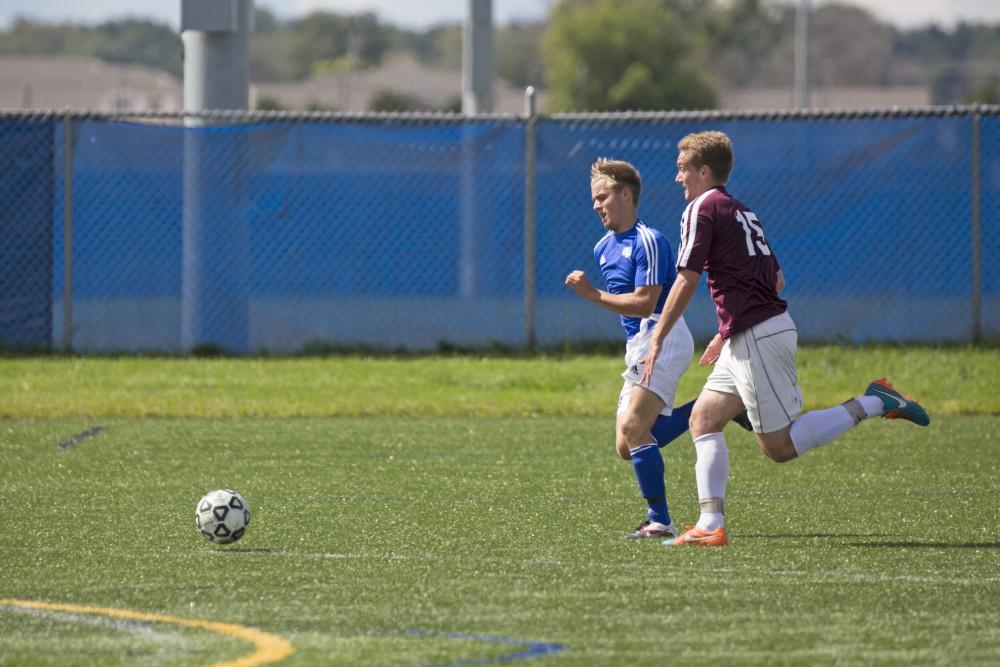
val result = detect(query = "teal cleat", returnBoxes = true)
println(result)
[864,378,930,426]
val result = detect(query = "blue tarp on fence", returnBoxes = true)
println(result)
[1,120,52,348]
[2,110,995,352]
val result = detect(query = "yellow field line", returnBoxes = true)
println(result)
[0,598,294,667]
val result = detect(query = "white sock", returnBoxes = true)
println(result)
[693,432,728,531]
[858,395,885,418]
[790,405,858,457]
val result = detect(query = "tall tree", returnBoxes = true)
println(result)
[541,0,716,111]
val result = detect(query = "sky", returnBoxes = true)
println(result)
[1,0,999,31]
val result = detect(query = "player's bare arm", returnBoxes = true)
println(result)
[565,271,662,318]
[639,269,700,384]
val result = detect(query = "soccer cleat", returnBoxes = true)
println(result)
[864,378,930,426]
[665,525,728,547]
[731,410,753,432]
[625,520,677,540]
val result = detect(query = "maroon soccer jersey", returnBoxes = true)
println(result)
[676,186,786,339]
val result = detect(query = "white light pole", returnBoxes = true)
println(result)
[459,0,495,303]
[462,0,494,114]
[180,0,253,353]
[794,0,811,109]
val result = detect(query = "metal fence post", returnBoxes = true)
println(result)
[971,108,982,342]
[523,87,537,349]
[181,0,253,354]
[62,114,74,352]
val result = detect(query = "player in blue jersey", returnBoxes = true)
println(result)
[565,158,699,540]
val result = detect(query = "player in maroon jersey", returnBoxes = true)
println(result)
[640,131,930,547]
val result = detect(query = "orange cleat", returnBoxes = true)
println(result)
[665,525,729,547]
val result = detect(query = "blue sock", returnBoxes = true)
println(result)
[651,399,695,447]
[629,443,670,525]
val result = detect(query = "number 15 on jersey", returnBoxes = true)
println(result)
[736,210,771,257]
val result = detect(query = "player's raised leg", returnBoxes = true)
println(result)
[783,378,930,459]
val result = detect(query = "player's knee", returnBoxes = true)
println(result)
[689,410,722,439]
[765,449,797,463]
[758,439,797,463]
[615,438,632,460]
[619,416,647,447]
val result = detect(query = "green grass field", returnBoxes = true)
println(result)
[1,348,998,666]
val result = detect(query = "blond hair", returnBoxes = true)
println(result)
[590,158,641,207]
[677,131,733,184]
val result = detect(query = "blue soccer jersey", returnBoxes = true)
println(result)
[594,219,676,340]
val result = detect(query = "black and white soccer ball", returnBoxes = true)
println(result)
[196,489,250,545]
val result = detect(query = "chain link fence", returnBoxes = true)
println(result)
[2,105,998,353]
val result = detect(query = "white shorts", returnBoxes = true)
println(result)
[704,311,803,433]
[618,315,694,416]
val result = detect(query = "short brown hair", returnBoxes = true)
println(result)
[590,157,641,206]
[677,131,733,184]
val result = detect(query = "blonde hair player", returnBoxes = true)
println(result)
[566,157,749,540]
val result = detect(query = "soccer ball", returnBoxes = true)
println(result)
[196,489,250,545]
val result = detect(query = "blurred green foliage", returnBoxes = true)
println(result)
[2,2,1000,111]
[541,0,716,111]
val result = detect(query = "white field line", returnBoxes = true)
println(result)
[201,549,1000,587]
[1,606,186,666]
[0,599,294,667]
